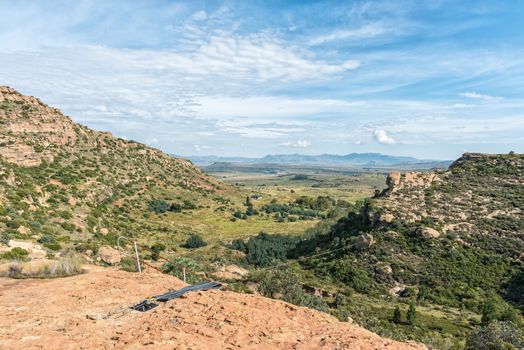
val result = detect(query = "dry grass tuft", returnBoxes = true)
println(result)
[0,255,84,279]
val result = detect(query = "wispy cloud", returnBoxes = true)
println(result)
[309,23,385,45]
[280,140,312,148]
[459,92,502,101]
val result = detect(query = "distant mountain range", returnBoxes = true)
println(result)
[181,153,452,168]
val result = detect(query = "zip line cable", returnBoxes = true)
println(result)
[121,237,366,279]
[257,239,365,272]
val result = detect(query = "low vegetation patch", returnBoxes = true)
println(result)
[0,247,29,261]
[0,255,84,278]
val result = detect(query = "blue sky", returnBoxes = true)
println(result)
[0,0,523,159]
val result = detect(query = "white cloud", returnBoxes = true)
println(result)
[310,23,386,45]
[217,120,305,139]
[184,34,359,82]
[373,129,396,144]
[194,144,210,151]
[459,92,501,101]
[191,10,207,21]
[280,140,312,148]
[194,96,365,119]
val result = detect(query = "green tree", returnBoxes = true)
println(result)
[392,305,402,324]
[407,301,417,325]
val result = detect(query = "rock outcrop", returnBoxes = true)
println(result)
[416,226,441,239]
[372,152,524,243]
[0,86,78,167]
[97,246,121,265]
[0,267,427,349]
[384,170,441,195]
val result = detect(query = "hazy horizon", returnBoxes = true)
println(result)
[1,1,523,159]
[177,152,454,162]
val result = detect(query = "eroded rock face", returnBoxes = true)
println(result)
[0,144,54,167]
[385,171,441,195]
[0,86,77,167]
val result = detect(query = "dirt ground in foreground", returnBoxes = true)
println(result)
[0,266,425,350]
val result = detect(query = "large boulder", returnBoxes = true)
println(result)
[98,246,121,265]
[416,226,441,239]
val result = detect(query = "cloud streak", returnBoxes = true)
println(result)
[459,92,502,101]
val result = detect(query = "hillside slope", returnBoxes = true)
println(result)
[252,153,524,345]
[303,153,523,302]
[370,152,523,255]
[0,267,426,350]
[0,86,224,249]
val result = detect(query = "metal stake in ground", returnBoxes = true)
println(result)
[134,241,142,273]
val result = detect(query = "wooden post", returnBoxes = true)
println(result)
[134,241,142,273]
[183,267,186,283]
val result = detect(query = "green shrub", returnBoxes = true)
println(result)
[466,322,524,350]
[258,267,328,312]
[407,301,417,325]
[37,235,56,244]
[0,232,10,246]
[148,199,169,214]
[392,305,402,324]
[169,203,182,212]
[43,242,62,251]
[120,257,139,272]
[0,247,29,261]
[150,242,166,260]
[162,256,202,283]
[182,234,207,249]
[182,199,197,210]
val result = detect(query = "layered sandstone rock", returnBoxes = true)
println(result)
[0,86,77,166]
[0,267,427,350]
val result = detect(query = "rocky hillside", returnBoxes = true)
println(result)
[263,153,524,346]
[0,86,223,250]
[326,152,524,303]
[369,153,524,256]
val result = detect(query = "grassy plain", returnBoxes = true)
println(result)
[135,171,386,250]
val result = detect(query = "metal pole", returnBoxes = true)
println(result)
[117,236,128,252]
[183,267,186,283]
[134,241,142,273]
